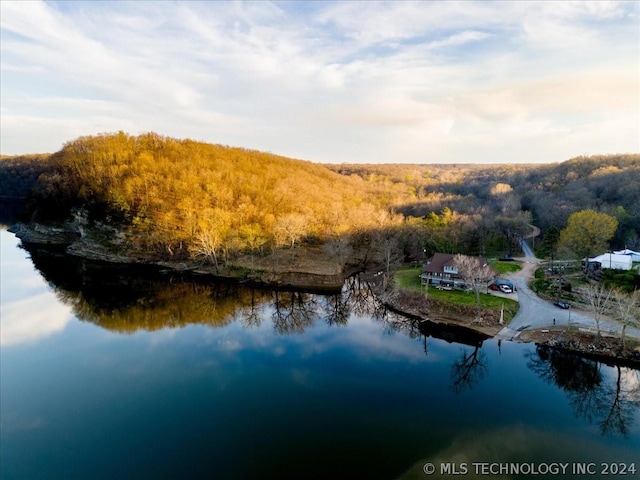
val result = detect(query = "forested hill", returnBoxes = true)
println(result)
[5,132,391,260]
[327,154,640,250]
[1,132,638,268]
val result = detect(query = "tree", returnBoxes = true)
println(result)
[452,254,496,322]
[239,223,268,270]
[558,210,618,260]
[584,283,614,338]
[537,225,560,260]
[190,208,231,271]
[613,290,640,350]
[274,213,308,250]
[323,236,353,269]
[373,229,403,273]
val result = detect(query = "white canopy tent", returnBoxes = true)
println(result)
[613,249,640,262]
[588,253,633,271]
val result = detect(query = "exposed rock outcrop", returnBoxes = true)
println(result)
[9,222,80,245]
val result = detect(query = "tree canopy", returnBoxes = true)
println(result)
[558,210,619,259]
[29,132,393,261]
[2,134,639,272]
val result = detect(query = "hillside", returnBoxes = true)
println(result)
[5,132,396,269]
[328,154,640,251]
[2,133,639,275]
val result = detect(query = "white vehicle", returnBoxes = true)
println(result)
[499,284,513,294]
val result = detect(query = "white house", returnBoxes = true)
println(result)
[614,249,640,263]
[587,253,633,271]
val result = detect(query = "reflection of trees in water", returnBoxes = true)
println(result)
[323,292,350,327]
[450,346,488,393]
[377,313,490,393]
[374,307,421,339]
[272,291,317,335]
[527,346,640,436]
[239,289,266,329]
[25,245,491,398]
[356,277,491,393]
[340,274,388,320]
[24,245,372,334]
[599,366,640,436]
[54,279,267,332]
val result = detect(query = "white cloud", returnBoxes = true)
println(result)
[1,0,638,162]
[0,292,74,346]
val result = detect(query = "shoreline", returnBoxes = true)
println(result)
[8,222,640,366]
[9,222,348,292]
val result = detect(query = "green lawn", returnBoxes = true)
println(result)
[393,267,426,292]
[489,260,522,275]
[393,267,519,320]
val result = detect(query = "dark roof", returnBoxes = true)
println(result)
[422,253,456,274]
[422,253,489,275]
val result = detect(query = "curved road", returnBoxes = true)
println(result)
[496,238,640,340]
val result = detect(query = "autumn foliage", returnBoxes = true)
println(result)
[31,132,393,261]
[3,133,639,271]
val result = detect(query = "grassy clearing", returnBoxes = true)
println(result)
[233,246,342,275]
[490,260,522,275]
[393,267,519,321]
[393,267,424,292]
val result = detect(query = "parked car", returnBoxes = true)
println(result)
[554,300,570,309]
[489,279,516,292]
[499,284,513,294]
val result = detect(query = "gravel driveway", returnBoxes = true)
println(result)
[496,240,640,340]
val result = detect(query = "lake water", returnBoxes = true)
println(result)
[1,229,639,479]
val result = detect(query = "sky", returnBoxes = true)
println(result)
[1,1,638,164]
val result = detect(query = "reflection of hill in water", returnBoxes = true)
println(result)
[23,243,489,348]
[25,244,358,334]
[24,245,270,332]
[19,242,640,437]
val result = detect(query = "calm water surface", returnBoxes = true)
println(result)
[1,230,639,479]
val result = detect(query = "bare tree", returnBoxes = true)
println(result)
[274,213,307,250]
[191,229,225,271]
[613,290,640,350]
[365,228,404,290]
[190,208,231,272]
[374,230,403,273]
[323,236,353,269]
[453,254,495,322]
[584,283,615,338]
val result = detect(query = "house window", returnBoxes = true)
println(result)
[443,265,458,274]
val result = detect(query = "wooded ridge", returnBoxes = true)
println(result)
[1,132,639,278]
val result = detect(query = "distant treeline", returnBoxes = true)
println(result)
[0,153,53,200]
[328,153,640,250]
[1,133,638,269]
